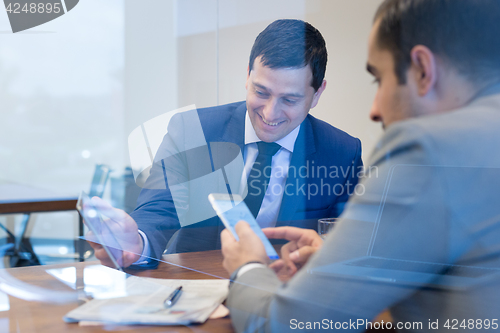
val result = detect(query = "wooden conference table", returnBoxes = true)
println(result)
[0,250,394,333]
[0,181,78,215]
[0,250,233,333]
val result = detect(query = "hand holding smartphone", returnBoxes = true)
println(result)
[208,193,279,260]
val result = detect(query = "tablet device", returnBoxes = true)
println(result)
[76,191,124,271]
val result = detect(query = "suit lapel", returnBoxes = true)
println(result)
[276,116,316,224]
[220,102,247,152]
[215,102,247,242]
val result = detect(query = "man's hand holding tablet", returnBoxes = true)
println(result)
[79,193,143,269]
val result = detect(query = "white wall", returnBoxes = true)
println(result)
[124,0,178,137]
[306,0,384,158]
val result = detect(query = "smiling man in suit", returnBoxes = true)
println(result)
[89,19,362,268]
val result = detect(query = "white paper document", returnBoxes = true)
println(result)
[64,276,230,326]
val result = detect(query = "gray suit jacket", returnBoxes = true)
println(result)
[227,90,500,332]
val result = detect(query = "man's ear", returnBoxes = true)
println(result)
[245,66,250,90]
[311,80,327,109]
[409,45,437,96]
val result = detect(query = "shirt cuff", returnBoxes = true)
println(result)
[132,230,151,265]
[236,263,267,279]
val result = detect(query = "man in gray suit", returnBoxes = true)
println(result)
[221,0,500,331]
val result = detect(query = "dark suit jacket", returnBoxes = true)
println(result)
[131,101,363,260]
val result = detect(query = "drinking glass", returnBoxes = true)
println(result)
[318,218,337,239]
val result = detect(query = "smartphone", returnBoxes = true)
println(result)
[76,191,124,271]
[208,193,279,260]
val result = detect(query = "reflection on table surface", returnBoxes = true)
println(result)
[0,250,233,333]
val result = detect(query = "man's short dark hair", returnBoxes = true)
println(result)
[375,0,500,85]
[249,19,327,91]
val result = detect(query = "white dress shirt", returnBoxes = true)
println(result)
[240,112,300,228]
[135,110,300,262]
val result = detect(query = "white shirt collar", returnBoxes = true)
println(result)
[244,111,301,152]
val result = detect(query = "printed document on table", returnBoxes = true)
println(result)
[64,276,230,325]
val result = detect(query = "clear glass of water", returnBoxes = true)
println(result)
[318,218,337,239]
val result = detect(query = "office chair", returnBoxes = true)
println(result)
[88,164,111,198]
[1,215,41,267]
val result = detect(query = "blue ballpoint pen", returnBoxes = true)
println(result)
[164,286,183,308]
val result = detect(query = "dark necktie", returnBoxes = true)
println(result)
[244,142,281,218]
